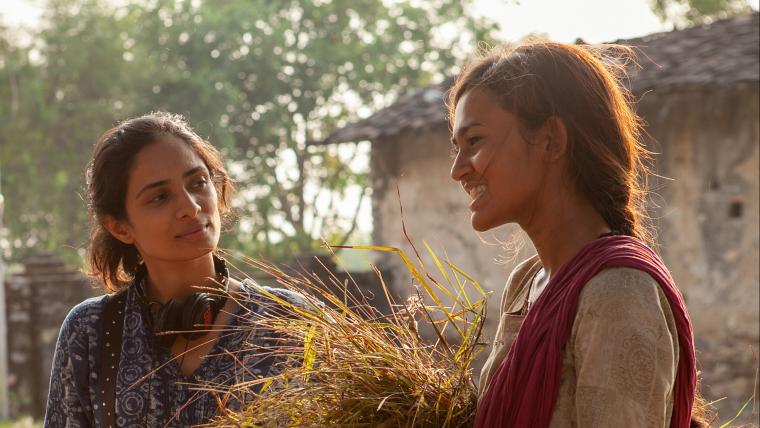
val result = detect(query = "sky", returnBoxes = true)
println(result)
[1,0,41,28]
[474,0,668,42]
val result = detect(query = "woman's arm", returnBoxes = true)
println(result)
[44,303,97,428]
[569,268,679,427]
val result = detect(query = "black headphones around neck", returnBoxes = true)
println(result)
[134,255,229,349]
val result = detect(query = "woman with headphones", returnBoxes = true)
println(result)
[44,112,302,426]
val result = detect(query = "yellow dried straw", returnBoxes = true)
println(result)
[200,240,487,428]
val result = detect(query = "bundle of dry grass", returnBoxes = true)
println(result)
[206,242,487,427]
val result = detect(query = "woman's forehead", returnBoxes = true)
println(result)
[453,87,515,133]
[128,137,207,189]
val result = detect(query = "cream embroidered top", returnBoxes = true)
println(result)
[479,256,680,427]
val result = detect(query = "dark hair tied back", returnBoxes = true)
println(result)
[448,40,714,427]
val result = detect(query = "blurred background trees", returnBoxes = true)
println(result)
[649,0,754,25]
[0,0,750,266]
[0,0,498,264]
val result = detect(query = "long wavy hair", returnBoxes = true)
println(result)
[449,41,655,246]
[448,41,712,426]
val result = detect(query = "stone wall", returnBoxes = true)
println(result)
[371,87,759,421]
[638,85,759,417]
[5,254,98,419]
[370,129,535,371]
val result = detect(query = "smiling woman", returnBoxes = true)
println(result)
[448,42,711,427]
[43,112,303,427]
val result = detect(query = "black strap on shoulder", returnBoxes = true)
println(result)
[99,289,127,428]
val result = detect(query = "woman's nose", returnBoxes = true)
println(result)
[450,150,472,182]
[177,190,202,219]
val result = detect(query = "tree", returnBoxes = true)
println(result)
[124,0,498,260]
[0,0,498,263]
[0,0,146,263]
[649,0,754,25]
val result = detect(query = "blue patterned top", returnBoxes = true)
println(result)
[44,280,301,427]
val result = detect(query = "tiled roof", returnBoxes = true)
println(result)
[621,12,758,91]
[319,13,759,145]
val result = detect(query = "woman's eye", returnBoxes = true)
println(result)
[149,193,168,204]
[467,136,483,146]
[192,177,209,190]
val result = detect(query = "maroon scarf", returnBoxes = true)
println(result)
[475,235,696,427]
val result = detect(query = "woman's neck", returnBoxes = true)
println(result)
[523,192,610,277]
[142,253,218,303]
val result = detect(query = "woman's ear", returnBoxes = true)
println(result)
[539,116,568,163]
[101,216,134,245]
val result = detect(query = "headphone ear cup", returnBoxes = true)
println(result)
[181,293,207,341]
[182,293,225,341]
[156,299,184,347]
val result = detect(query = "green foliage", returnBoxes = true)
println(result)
[0,0,498,264]
[1,0,143,263]
[649,0,754,25]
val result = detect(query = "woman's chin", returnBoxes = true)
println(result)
[470,213,495,232]
[470,211,511,232]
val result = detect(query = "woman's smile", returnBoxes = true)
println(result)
[450,87,545,232]
[176,222,212,241]
[466,183,488,210]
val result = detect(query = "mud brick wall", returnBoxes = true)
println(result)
[5,254,98,419]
